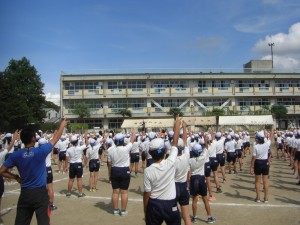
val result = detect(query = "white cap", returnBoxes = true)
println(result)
[89,138,96,144]
[114,133,124,141]
[105,139,113,145]
[168,130,174,137]
[177,138,184,147]
[149,138,164,151]
[61,135,66,140]
[148,132,156,140]
[227,135,231,140]
[5,133,12,138]
[38,138,47,145]
[257,131,264,138]
[215,132,222,138]
[192,143,202,153]
[71,135,78,142]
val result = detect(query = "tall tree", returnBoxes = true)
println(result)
[118,108,132,118]
[74,103,90,119]
[168,107,184,120]
[211,108,225,130]
[271,104,288,128]
[0,57,46,131]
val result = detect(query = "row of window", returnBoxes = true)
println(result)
[64,79,300,91]
[63,97,300,109]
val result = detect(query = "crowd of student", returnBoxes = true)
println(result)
[0,117,299,225]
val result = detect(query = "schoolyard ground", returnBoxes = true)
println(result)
[1,142,300,225]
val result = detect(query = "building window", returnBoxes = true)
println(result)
[109,119,123,129]
[237,98,270,106]
[108,81,126,90]
[277,98,300,106]
[198,98,227,107]
[128,81,146,91]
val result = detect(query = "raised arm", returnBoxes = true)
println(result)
[50,118,69,147]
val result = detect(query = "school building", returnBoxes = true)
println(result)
[60,60,300,130]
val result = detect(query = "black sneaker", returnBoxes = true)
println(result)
[216,188,222,193]
[207,216,217,224]
[50,205,58,211]
[296,181,300,186]
[78,193,86,198]
[191,216,198,223]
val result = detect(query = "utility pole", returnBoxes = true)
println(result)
[268,43,275,68]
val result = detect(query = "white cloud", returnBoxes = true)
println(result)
[45,92,60,106]
[253,22,300,69]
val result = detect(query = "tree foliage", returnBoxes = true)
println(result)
[74,103,90,119]
[271,104,288,118]
[118,108,132,118]
[168,107,184,120]
[0,57,46,131]
[43,100,60,112]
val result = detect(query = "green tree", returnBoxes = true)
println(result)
[74,103,90,119]
[43,100,60,112]
[168,107,184,120]
[0,57,46,131]
[271,104,288,127]
[210,108,225,130]
[118,108,132,118]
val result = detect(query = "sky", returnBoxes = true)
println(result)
[1,0,300,106]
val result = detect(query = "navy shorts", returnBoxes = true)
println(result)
[89,159,100,172]
[204,162,211,177]
[254,159,269,176]
[59,151,66,161]
[277,143,283,150]
[175,182,189,206]
[111,167,130,190]
[235,150,242,158]
[244,142,250,148]
[69,162,83,179]
[142,151,146,161]
[294,151,300,161]
[288,147,293,154]
[53,147,59,155]
[146,158,153,167]
[46,167,53,184]
[146,198,180,225]
[190,175,207,197]
[209,157,218,171]
[216,153,225,167]
[130,153,140,163]
[0,175,4,198]
[227,152,237,163]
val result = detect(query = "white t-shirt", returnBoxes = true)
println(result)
[235,139,243,150]
[189,151,206,176]
[296,139,300,152]
[225,140,235,153]
[144,146,178,200]
[58,140,69,152]
[174,146,190,183]
[215,137,225,154]
[66,145,87,163]
[108,143,133,167]
[252,142,269,160]
[87,144,101,160]
[208,141,217,158]
[130,141,141,154]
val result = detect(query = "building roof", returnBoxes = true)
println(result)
[121,116,216,128]
[219,115,274,125]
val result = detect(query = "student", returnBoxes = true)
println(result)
[130,134,141,178]
[66,132,88,197]
[174,120,191,225]
[294,130,300,185]
[58,135,69,174]
[143,115,181,225]
[234,134,244,171]
[250,129,273,203]
[0,119,68,225]
[108,131,136,216]
[86,138,101,192]
[215,132,226,183]
[225,135,237,174]
[189,143,217,224]
[0,130,18,223]
[39,137,57,211]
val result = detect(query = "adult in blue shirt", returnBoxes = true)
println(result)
[0,118,68,225]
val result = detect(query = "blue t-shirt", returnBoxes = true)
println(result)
[4,142,52,189]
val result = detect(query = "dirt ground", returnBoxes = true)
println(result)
[1,142,300,225]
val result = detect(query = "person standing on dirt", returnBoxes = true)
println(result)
[0,118,68,225]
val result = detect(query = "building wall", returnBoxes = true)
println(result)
[60,72,300,129]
